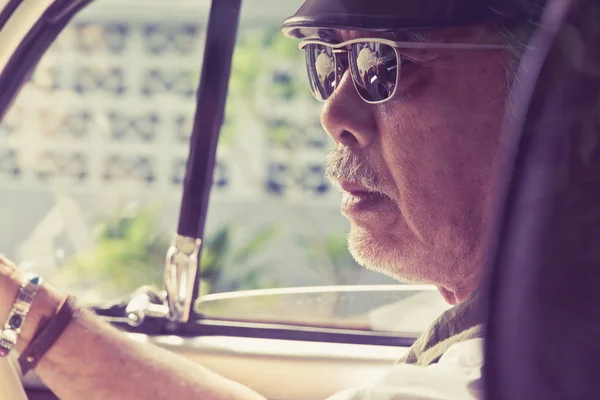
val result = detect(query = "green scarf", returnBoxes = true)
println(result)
[398,292,484,366]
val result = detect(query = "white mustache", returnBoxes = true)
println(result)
[325,149,391,197]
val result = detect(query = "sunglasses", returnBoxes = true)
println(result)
[299,38,507,104]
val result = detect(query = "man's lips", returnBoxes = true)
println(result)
[339,181,392,199]
[339,181,372,196]
[338,181,391,218]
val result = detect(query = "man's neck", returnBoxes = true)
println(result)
[437,282,479,305]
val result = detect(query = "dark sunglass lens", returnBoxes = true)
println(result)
[304,44,337,101]
[349,42,398,102]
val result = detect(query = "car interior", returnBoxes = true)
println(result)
[0,0,599,398]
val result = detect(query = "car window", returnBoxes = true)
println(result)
[0,0,211,302]
[0,0,447,336]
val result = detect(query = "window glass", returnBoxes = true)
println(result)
[0,0,447,334]
[196,286,450,336]
[0,0,211,302]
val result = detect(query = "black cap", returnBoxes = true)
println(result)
[281,0,546,39]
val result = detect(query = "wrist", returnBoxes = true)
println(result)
[15,283,63,354]
[0,256,63,354]
[0,259,22,325]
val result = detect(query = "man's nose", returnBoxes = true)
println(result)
[320,72,377,149]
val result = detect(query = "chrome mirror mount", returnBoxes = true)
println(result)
[123,234,201,327]
[163,234,202,323]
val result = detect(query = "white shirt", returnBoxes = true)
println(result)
[328,339,484,400]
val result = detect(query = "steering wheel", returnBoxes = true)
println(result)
[0,356,28,400]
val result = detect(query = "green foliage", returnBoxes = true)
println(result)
[54,205,167,299]
[229,27,305,100]
[222,24,313,148]
[55,205,281,299]
[297,233,364,286]
[201,224,281,294]
[266,118,293,145]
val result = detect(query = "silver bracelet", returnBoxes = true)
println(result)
[0,272,43,357]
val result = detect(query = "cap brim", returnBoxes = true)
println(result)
[281,13,494,39]
[280,0,539,39]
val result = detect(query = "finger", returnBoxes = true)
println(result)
[0,254,15,273]
[0,254,23,284]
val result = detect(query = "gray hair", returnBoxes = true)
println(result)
[493,19,538,71]
[491,19,539,116]
[401,19,538,116]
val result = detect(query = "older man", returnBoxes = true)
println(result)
[0,0,545,399]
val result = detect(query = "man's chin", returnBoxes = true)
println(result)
[347,224,435,285]
[348,226,404,276]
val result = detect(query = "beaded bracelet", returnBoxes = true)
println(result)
[0,272,43,357]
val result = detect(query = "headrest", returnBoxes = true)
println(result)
[484,0,600,397]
